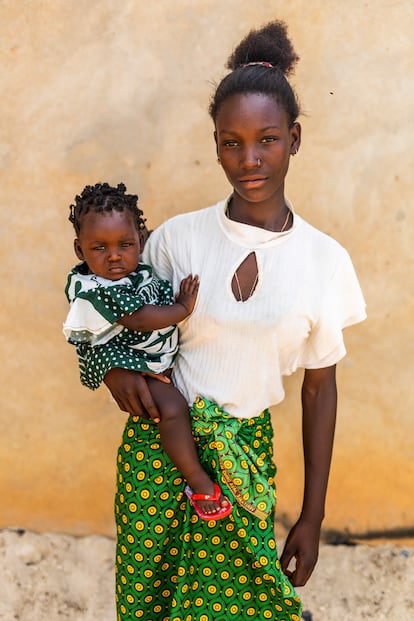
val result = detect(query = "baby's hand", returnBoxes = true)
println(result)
[175,274,199,315]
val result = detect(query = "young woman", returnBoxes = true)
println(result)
[104,21,366,621]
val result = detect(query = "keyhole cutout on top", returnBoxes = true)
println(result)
[231,252,259,302]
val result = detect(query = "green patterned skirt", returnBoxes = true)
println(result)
[115,397,302,621]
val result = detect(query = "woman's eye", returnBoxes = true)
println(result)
[223,140,238,148]
[262,136,278,143]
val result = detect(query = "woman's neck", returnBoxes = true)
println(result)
[227,193,291,232]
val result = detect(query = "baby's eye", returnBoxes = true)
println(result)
[93,245,105,251]
[121,242,133,248]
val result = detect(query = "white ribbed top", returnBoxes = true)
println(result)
[143,198,366,418]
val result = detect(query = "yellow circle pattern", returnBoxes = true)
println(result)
[114,408,301,620]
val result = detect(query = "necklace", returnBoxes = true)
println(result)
[279,208,291,232]
[234,269,258,302]
[226,200,291,301]
[226,201,292,232]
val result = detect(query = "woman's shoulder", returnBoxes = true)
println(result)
[142,200,224,266]
[294,213,350,259]
[146,200,224,256]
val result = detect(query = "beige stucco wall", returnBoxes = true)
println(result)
[1,0,413,538]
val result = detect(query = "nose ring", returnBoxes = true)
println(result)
[256,157,262,167]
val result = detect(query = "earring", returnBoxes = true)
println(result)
[256,157,262,166]
[292,148,298,156]
[217,157,221,165]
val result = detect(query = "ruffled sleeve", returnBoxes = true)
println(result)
[297,249,367,369]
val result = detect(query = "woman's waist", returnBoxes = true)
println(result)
[172,359,284,419]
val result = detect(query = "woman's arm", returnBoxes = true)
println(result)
[117,274,198,332]
[280,364,337,586]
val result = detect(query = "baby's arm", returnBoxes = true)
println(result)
[118,274,199,332]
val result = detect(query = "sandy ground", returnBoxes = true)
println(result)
[0,529,413,621]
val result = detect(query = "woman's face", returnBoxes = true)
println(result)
[215,93,300,207]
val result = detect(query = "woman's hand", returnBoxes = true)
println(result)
[281,365,337,586]
[280,517,321,586]
[103,367,162,422]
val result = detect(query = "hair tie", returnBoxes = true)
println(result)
[240,61,274,69]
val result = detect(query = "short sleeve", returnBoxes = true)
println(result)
[63,297,124,346]
[298,250,367,369]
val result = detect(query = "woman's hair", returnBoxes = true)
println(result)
[69,182,146,236]
[209,21,301,127]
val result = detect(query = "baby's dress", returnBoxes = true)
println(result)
[63,262,178,390]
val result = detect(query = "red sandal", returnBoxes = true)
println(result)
[184,483,233,521]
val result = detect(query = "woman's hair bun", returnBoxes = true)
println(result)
[227,20,299,76]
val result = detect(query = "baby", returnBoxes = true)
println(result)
[63,182,231,520]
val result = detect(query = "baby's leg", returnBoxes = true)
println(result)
[146,377,229,515]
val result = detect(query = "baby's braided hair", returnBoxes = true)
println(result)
[69,182,146,235]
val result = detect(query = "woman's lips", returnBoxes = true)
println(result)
[238,176,267,189]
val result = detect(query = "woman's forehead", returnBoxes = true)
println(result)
[215,93,288,132]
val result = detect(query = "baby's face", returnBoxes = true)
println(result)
[74,210,141,280]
